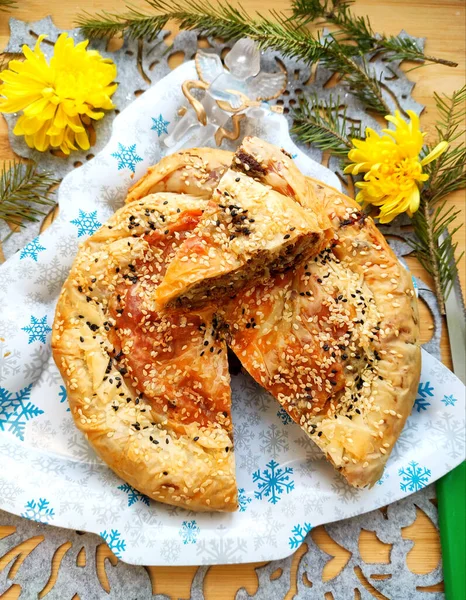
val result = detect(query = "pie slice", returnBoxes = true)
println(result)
[126,148,231,202]
[232,136,321,214]
[153,168,330,308]
[223,179,421,488]
[53,193,237,511]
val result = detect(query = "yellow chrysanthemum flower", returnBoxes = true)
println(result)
[0,33,117,155]
[345,110,448,223]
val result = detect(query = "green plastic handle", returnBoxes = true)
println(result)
[436,461,466,600]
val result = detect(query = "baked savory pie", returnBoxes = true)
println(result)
[54,137,421,510]
[223,180,421,487]
[52,194,237,511]
[154,167,330,308]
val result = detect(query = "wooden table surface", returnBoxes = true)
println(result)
[0,1,464,598]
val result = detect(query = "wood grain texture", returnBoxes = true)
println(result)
[1,0,465,597]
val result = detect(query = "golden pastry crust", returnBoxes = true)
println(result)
[232,137,329,230]
[224,179,421,488]
[126,148,232,203]
[52,193,237,511]
[154,168,330,308]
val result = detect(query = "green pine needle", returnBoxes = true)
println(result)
[291,0,458,67]
[291,93,359,157]
[76,7,169,42]
[0,162,58,229]
[408,86,466,313]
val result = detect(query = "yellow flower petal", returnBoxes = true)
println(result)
[75,128,90,150]
[347,108,448,222]
[0,32,117,153]
[406,185,421,216]
[420,141,449,166]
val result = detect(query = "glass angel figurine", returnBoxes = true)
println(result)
[164,38,287,150]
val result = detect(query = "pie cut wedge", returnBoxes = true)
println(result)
[223,179,421,488]
[153,167,331,308]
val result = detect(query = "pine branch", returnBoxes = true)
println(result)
[78,0,390,114]
[0,162,58,229]
[292,0,458,67]
[78,1,324,65]
[291,93,359,157]
[76,7,169,42]
[408,86,466,313]
[0,0,17,12]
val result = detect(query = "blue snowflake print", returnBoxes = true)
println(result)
[441,394,457,407]
[111,142,143,173]
[179,520,200,545]
[21,498,55,524]
[289,522,311,549]
[253,460,294,504]
[398,460,432,492]
[58,385,70,412]
[238,488,252,512]
[118,483,150,507]
[71,209,102,238]
[151,114,170,137]
[20,237,46,262]
[376,470,389,485]
[22,315,52,344]
[100,529,126,558]
[413,380,435,412]
[0,384,43,441]
[276,407,292,425]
